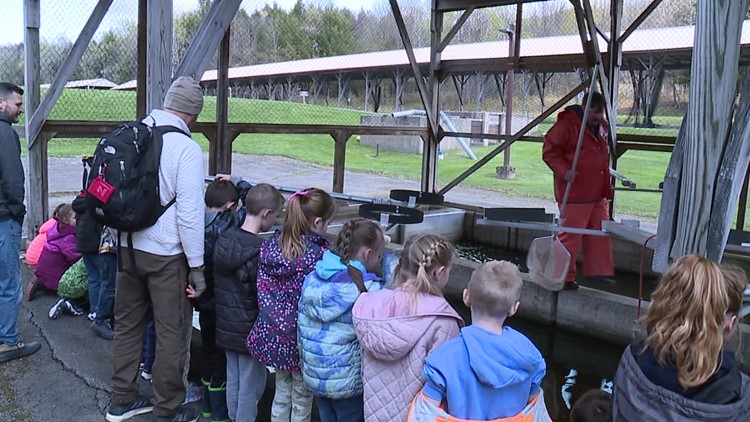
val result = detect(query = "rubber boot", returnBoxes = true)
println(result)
[201,378,212,419]
[208,382,230,422]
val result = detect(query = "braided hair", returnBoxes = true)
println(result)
[333,218,384,292]
[392,233,454,309]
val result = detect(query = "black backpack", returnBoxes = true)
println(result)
[85,120,186,232]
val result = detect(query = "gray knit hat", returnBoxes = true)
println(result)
[164,76,204,116]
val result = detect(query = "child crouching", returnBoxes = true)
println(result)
[299,218,387,422]
[416,261,548,421]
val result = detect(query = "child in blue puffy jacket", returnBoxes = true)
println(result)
[298,218,387,422]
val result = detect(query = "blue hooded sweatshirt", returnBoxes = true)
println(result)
[422,325,546,420]
[298,250,385,399]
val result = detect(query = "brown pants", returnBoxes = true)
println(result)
[111,248,191,416]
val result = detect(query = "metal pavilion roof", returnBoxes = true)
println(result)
[111,21,750,90]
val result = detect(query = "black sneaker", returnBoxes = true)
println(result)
[105,395,153,422]
[0,341,41,363]
[63,300,85,316]
[48,298,66,320]
[91,320,115,340]
[563,281,580,291]
[151,404,200,422]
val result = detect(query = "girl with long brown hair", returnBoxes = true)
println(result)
[247,187,334,421]
[612,255,750,421]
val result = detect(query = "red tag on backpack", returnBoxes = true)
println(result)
[88,175,115,203]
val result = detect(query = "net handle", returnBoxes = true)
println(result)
[559,67,600,221]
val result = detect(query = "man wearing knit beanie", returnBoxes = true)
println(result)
[164,76,204,124]
[108,75,206,422]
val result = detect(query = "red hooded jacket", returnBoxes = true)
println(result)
[543,105,613,204]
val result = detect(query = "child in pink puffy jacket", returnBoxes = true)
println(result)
[26,218,56,269]
[353,233,464,422]
[32,203,80,294]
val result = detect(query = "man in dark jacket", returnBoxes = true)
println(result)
[543,92,615,290]
[0,82,41,363]
[214,183,283,422]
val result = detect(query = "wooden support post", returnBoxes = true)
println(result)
[608,0,623,219]
[146,0,173,111]
[437,7,474,53]
[331,131,350,193]
[211,27,232,175]
[608,0,623,141]
[502,17,518,171]
[423,2,444,193]
[674,0,748,259]
[582,0,616,155]
[26,0,113,148]
[388,0,439,134]
[173,0,243,80]
[736,169,750,231]
[23,0,45,239]
[653,115,686,272]
[707,60,750,261]
[26,134,49,240]
[136,0,147,117]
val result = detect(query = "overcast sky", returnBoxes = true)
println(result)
[1,0,379,45]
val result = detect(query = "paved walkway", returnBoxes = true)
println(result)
[5,156,656,420]
[36,153,657,233]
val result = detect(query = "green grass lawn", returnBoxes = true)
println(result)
[36,88,693,219]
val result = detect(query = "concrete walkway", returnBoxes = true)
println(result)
[0,264,157,421]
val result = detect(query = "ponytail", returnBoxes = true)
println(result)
[645,255,746,389]
[279,188,335,260]
[52,203,74,227]
[52,203,66,221]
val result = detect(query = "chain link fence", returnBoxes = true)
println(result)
[0,0,730,217]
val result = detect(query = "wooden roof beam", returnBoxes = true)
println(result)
[174,0,243,80]
[26,0,113,148]
[434,0,547,12]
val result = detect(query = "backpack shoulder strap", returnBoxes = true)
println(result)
[142,120,186,215]
[154,125,189,138]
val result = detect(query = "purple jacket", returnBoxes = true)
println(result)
[353,288,464,422]
[34,222,81,291]
[247,231,328,371]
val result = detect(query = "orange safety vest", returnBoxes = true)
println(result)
[407,389,551,422]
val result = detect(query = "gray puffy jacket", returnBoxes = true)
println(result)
[613,343,750,421]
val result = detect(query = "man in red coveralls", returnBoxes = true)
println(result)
[543,92,614,290]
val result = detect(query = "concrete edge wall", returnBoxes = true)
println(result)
[446,257,750,371]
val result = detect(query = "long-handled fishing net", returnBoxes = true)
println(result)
[527,70,599,291]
